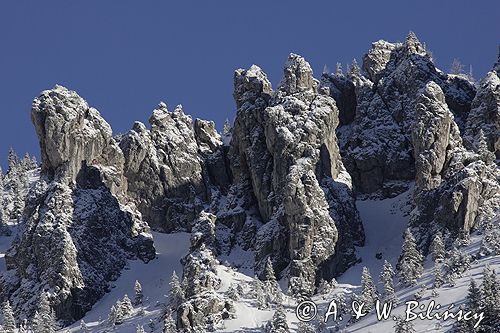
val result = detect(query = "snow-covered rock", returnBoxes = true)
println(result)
[0,86,155,325]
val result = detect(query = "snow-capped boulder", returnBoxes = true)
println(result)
[0,86,155,325]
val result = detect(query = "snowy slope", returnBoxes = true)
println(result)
[59,232,190,333]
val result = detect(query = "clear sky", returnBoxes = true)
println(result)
[0,0,499,169]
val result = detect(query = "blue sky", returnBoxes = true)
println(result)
[0,1,499,168]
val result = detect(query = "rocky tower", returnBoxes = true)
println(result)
[340,32,476,195]
[0,86,155,324]
[229,55,363,295]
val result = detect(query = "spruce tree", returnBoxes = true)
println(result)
[168,271,184,309]
[134,280,143,306]
[271,306,289,333]
[481,266,500,329]
[18,319,28,333]
[136,324,146,333]
[398,229,423,286]
[360,266,377,311]
[0,173,9,235]
[379,260,397,304]
[116,294,133,324]
[32,293,59,333]
[430,232,445,263]
[351,58,360,80]
[264,257,282,304]
[79,319,90,332]
[226,283,240,301]
[162,309,176,333]
[108,305,118,326]
[296,322,315,333]
[253,276,267,309]
[336,63,343,77]
[433,263,445,288]
[223,119,232,137]
[393,315,415,333]
[1,300,16,333]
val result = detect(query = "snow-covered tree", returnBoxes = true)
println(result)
[445,244,471,278]
[433,263,445,288]
[162,309,176,333]
[266,306,289,333]
[322,64,330,75]
[413,283,427,300]
[394,315,415,333]
[79,320,90,332]
[480,222,500,257]
[0,172,10,234]
[466,279,482,314]
[168,271,184,309]
[253,276,267,310]
[379,260,397,304]
[223,118,232,137]
[450,58,464,75]
[360,266,377,311]
[32,293,59,333]
[296,322,315,333]
[345,64,351,79]
[351,58,360,80]
[398,229,423,286]
[1,300,16,333]
[336,63,343,77]
[430,232,445,263]
[226,283,240,301]
[332,292,348,317]
[116,294,133,324]
[108,305,118,326]
[136,324,146,333]
[263,257,282,304]
[481,266,500,330]
[134,280,143,306]
[18,319,28,333]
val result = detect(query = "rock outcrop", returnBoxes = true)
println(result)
[411,82,500,245]
[340,32,476,195]
[464,52,500,159]
[227,54,363,296]
[177,212,234,332]
[0,86,155,324]
[119,104,230,232]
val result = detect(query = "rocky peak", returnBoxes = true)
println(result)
[233,65,272,110]
[277,53,317,95]
[31,85,125,195]
[1,86,155,325]
[362,40,400,83]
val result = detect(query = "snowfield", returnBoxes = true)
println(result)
[0,186,497,332]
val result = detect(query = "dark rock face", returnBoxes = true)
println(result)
[119,104,230,232]
[228,55,363,295]
[340,33,476,195]
[319,73,357,126]
[0,86,155,324]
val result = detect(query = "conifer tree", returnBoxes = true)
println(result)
[226,283,240,301]
[351,58,360,79]
[271,306,289,333]
[394,315,415,333]
[264,257,282,304]
[1,300,16,333]
[223,119,232,137]
[168,271,184,309]
[79,320,90,332]
[430,231,445,263]
[136,324,146,333]
[108,305,118,326]
[466,279,481,313]
[481,266,500,329]
[162,309,176,333]
[0,169,10,235]
[253,276,267,309]
[379,260,397,304]
[116,294,133,324]
[360,266,377,311]
[32,293,59,333]
[398,229,423,286]
[296,321,315,333]
[336,63,343,77]
[433,263,445,288]
[18,319,28,333]
[134,280,143,306]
